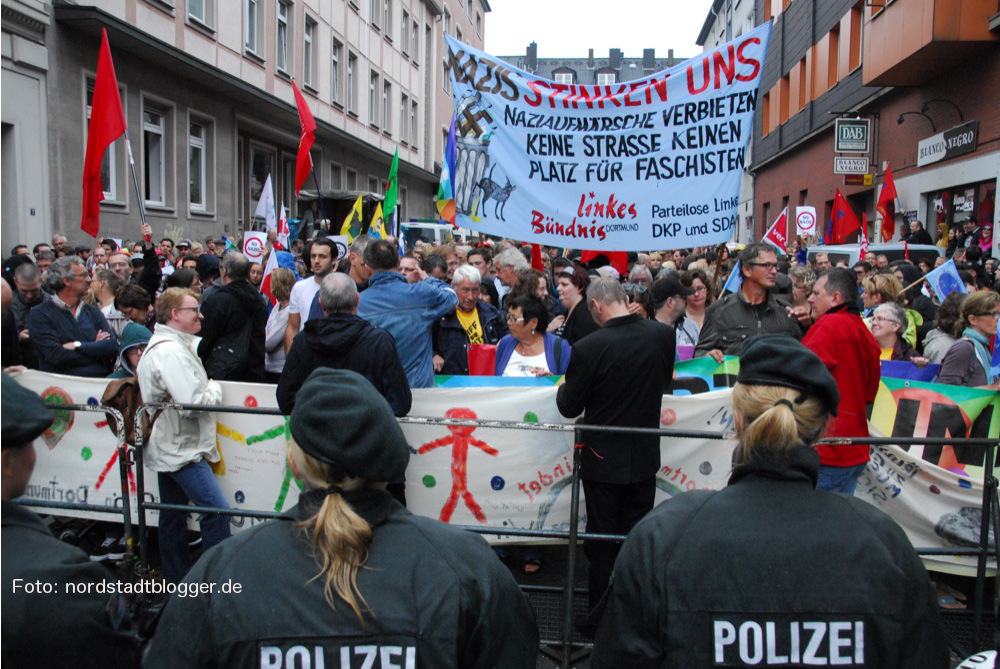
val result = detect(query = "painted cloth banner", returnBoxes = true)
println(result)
[11,371,996,574]
[443,23,771,250]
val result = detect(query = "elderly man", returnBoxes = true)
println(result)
[557,278,675,615]
[399,255,422,283]
[358,239,458,388]
[28,256,117,376]
[902,219,933,245]
[695,242,802,361]
[138,288,228,583]
[803,268,880,494]
[108,252,131,282]
[277,272,410,416]
[494,248,529,309]
[433,265,508,375]
[197,252,267,382]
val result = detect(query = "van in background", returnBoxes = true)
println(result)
[807,243,943,269]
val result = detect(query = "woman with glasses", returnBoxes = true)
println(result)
[676,268,713,347]
[870,302,929,367]
[937,290,1000,390]
[548,265,599,344]
[495,295,571,378]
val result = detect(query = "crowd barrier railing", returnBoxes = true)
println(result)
[15,400,997,665]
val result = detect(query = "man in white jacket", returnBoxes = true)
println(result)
[137,287,228,582]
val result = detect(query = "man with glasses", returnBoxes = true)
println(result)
[432,265,508,375]
[695,242,802,361]
[27,256,118,376]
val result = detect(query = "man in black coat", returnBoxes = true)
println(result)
[277,272,411,417]
[1,374,140,667]
[197,252,268,382]
[556,277,675,613]
[432,264,508,375]
[901,219,933,245]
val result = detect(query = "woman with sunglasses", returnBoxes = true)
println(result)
[937,290,1000,390]
[676,268,713,347]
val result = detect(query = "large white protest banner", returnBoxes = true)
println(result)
[11,371,995,574]
[442,22,771,250]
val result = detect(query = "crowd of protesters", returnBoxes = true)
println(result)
[1,216,996,665]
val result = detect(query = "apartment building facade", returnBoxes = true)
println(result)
[2,0,489,248]
[750,0,999,250]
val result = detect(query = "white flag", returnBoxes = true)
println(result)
[277,202,290,249]
[254,174,277,233]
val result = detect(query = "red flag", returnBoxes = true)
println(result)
[876,163,899,242]
[829,189,861,244]
[530,244,544,271]
[859,214,869,257]
[580,250,627,275]
[81,29,126,238]
[762,207,788,254]
[259,248,280,307]
[291,80,316,197]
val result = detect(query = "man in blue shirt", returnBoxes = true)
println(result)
[358,239,457,388]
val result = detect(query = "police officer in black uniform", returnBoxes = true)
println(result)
[1,373,140,668]
[591,335,949,668]
[146,368,538,668]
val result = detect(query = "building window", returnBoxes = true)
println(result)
[188,0,208,25]
[189,121,206,211]
[411,20,419,62]
[369,175,380,194]
[331,39,342,103]
[245,0,261,54]
[85,80,123,202]
[410,100,418,149]
[400,93,409,143]
[345,168,358,190]
[143,105,171,206]
[443,8,450,35]
[597,72,616,85]
[466,0,473,19]
[476,12,481,36]
[276,1,290,73]
[370,0,379,28]
[330,162,342,189]
[456,27,462,42]
[383,0,393,39]
[369,71,380,126]
[348,53,358,113]
[401,10,409,54]
[554,72,573,84]
[382,80,391,133]
[443,61,450,93]
[304,18,317,87]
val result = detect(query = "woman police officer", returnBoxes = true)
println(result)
[146,368,537,668]
[591,335,948,668]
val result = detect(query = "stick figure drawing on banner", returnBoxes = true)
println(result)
[417,407,498,523]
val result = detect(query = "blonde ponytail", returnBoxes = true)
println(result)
[732,384,830,462]
[287,440,373,623]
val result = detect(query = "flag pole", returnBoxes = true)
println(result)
[309,168,330,236]
[122,129,149,234]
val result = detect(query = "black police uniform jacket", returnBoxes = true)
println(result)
[590,447,949,668]
[145,488,539,668]
[1,502,140,668]
[556,314,675,484]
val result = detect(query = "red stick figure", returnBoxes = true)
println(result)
[418,407,498,523]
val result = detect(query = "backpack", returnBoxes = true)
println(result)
[101,340,166,447]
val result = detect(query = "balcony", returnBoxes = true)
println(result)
[863,0,999,86]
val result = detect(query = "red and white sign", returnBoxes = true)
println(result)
[762,207,788,253]
[242,231,267,262]
[796,206,817,236]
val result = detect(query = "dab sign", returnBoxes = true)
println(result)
[834,118,871,153]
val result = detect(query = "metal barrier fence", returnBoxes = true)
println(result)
[14,400,999,665]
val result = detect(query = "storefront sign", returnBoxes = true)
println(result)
[843,174,874,186]
[917,121,979,167]
[834,118,871,153]
[834,157,869,174]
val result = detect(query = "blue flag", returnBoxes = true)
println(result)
[721,259,743,295]
[923,259,968,302]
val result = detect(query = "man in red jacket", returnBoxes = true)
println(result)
[803,267,881,493]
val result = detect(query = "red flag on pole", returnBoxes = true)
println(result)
[259,248,280,307]
[876,163,899,242]
[291,80,316,197]
[580,250,627,275]
[860,213,869,257]
[829,189,862,244]
[81,29,126,238]
[762,207,789,254]
[530,244,544,271]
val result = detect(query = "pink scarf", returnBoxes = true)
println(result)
[979,225,993,253]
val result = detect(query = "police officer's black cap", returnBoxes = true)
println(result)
[1,374,54,448]
[737,335,840,416]
[289,369,409,481]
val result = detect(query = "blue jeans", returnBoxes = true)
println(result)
[157,460,231,582]
[816,462,867,495]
